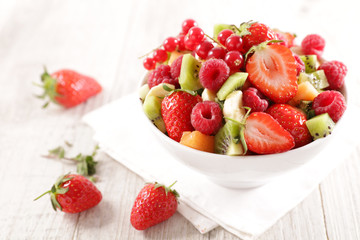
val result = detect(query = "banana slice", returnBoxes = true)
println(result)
[223,90,245,123]
[139,84,150,102]
[201,88,217,102]
[145,83,175,100]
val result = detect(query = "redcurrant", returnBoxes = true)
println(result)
[225,35,244,53]
[195,40,214,59]
[218,29,234,46]
[206,47,227,60]
[181,19,198,34]
[163,37,178,52]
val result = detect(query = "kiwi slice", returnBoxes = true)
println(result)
[306,113,335,140]
[215,121,243,155]
[299,100,316,119]
[300,55,319,73]
[179,54,202,91]
[298,70,329,90]
[217,72,248,101]
[143,95,166,133]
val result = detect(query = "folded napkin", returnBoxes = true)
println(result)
[83,93,359,240]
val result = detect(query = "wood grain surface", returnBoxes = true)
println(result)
[0,0,359,239]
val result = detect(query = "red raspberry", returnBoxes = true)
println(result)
[312,90,346,122]
[170,55,183,88]
[191,101,223,135]
[318,60,347,90]
[293,54,305,75]
[199,59,230,92]
[301,34,325,59]
[243,87,269,112]
[147,65,177,89]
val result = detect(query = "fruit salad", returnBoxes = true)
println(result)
[139,19,347,155]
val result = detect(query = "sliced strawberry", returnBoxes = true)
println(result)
[244,112,295,154]
[246,44,298,103]
[267,104,312,148]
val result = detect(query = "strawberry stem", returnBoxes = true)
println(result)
[33,190,51,201]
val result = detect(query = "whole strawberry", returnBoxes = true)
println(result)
[242,22,277,52]
[38,68,102,108]
[130,182,179,230]
[161,91,202,142]
[34,173,102,213]
[267,104,312,148]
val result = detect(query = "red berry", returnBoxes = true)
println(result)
[181,19,198,34]
[184,35,198,51]
[34,174,102,213]
[191,101,223,135]
[199,59,230,92]
[176,34,186,51]
[218,29,234,46]
[301,34,325,59]
[187,27,205,45]
[153,49,168,63]
[312,90,346,122]
[293,54,305,75]
[224,51,244,74]
[163,37,178,52]
[130,182,179,230]
[41,69,102,108]
[267,104,312,148]
[243,87,269,112]
[161,91,202,142]
[225,35,244,53]
[195,40,214,59]
[143,57,156,70]
[170,55,183,85]
[242,23,277,52]
[246,44,297,103]
[147,65,175,89]
[318,60,347,90]
[244,112,295,154]
[206,47,227,60]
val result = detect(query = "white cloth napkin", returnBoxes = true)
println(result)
[83,93,359,240]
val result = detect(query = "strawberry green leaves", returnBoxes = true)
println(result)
[43,143,99,177]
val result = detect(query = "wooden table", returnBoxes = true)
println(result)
[1,0,359,239]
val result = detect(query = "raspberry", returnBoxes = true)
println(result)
[191,101,223,135]
[301,34,325,59]
[318,61,347,90]
[243,87,269,112]
[293,54,305,75]
[312,90,346,122]
[199,59,230,92]
[170,55,183,87]
[147,65,177,89]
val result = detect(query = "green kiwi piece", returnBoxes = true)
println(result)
[300,55,318,73]
[217,72,248,101]
[143,95,166,133]
[305,113,335,140]
[179,54,202,91]
[298,70,329,90]
[299,100,316,119]
[215,121,243,155]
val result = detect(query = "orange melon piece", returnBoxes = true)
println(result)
[291,81,319,105]
[180,131,215,153]
[168,50,184,65]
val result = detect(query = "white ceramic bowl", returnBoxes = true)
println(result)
[139,75,348,188]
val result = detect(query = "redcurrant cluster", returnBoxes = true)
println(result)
[143,19,245,74]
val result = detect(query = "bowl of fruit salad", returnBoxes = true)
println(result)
[138,19,348,188]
